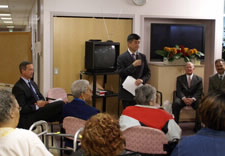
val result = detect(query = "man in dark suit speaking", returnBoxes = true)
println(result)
[117,33,151,108]
[12,61,64,129]
[172,62,203,131]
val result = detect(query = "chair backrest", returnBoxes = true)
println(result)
[123,126,168,154]
[63,116,86,140]
[47,88,69,103]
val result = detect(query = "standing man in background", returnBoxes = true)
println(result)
[12,61,64,129]
[117,33,151,109]
[208,59,225,93]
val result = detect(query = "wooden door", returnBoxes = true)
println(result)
[0,32,32,84]
[53,17,132,114]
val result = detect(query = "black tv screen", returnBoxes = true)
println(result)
[150,24,205,61]
[85,41,120,72]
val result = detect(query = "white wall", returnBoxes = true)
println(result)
[40,0,224,94]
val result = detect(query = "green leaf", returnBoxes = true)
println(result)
[155,50,168,57]
[184,57,190,62]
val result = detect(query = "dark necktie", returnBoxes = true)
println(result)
[132,53,136,60]
[28,81,39,101]
[220,75,223,81]
[188,76,191,88]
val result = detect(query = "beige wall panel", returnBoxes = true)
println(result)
[0,32,32,84]
[54,17,132,114]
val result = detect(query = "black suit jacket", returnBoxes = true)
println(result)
[117,51,151,100]
[176,74,203,100]
[12,78,45,114]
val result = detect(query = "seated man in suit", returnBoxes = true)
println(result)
[172,62,203,131]
[117,33,151,109]
[208,59,225,93]
[12,61,64,129]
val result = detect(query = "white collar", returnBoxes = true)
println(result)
[128,48,138,56]
[186,74,193,79]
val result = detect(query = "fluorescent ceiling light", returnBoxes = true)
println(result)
[7,26,14,28]
[3,21,13,23]
[0,5,8,8]
[0,14,11,16]
[1,17,12,20]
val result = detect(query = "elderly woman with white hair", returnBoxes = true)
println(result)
[63,79,99,120]
[63,79,99,148]
[119,84,181,142]
[0,89,52,156]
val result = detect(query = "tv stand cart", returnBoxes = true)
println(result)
[80,71,120,114]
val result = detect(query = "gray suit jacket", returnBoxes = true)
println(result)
[117,51,151,100]
[208,74,225,93]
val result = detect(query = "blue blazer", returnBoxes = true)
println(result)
[63,98,99,120]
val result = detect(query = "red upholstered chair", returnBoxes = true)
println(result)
[47,88,72,103]
[123,126,168,155]
[63,116,86,140]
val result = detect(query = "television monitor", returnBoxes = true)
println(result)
[150,23,205,61]
[85,40,120,72]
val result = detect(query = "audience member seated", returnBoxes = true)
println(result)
[172,62,203,131]
[0,89,52,156]
[63,79,99,148]
[12,61,64,129]
[171,90,225,156]
[119,84,181,142]
[77,113,125,156]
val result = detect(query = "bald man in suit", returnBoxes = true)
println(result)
[208,59,225,93]
[172,62,203,131]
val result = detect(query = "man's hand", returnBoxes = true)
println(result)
[182,98,194,106]
[132,59,142,67]
[135,79,143,86]
[36,100,49,107]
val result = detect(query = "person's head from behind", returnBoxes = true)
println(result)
[134,84,157,106]
[71,79,92,102]
[127,33,140,53]
[81,113,125,156]
[185,62,195,75]
[19,61,34,80]
[199,90,225,131]
[215,59,225,75]
[0,90,20,128]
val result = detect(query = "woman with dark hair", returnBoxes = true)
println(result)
[119,84,181,141]
[171,90,225,156]
[81,113,125,156]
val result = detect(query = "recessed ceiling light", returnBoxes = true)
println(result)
[0,5,8,8]
[7,26,14,28]
[0,14,11,16]
[1,17,12,20]
[3,21,13,23]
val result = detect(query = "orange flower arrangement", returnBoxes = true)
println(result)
[155,45,204,62]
